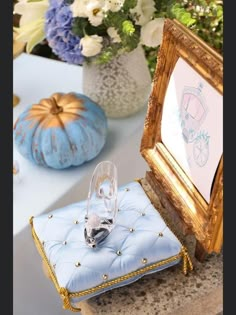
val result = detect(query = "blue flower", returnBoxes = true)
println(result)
[45,0,84,65]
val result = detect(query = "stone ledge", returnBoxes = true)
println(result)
[166,285,223,315]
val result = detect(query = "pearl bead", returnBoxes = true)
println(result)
[142,258,148,264]
[102,274,108,280]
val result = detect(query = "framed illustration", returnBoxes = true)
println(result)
[141,19,223,258]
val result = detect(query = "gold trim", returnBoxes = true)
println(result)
[70,252,182,299]
[29,190,193,312]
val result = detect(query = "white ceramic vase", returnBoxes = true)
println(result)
[83,45,152,118]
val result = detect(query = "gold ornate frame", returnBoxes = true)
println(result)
[140,19,223,260]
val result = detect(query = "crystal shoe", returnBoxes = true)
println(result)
[84,161,118,248]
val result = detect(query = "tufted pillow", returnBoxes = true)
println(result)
[30,181,193,312]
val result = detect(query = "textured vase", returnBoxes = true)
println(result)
[83,45,152,118]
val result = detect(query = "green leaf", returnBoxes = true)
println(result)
[122,0,137,11]
[92,43,123,64]
[95,51,114,64]
[72,17,107,37]
[72,18,88,37]
[120,27,140,52]
[170,3,183,15]
[217,5,223,18]
[94,50,115,64]
[180,13,196,27]
[64,0,74,4]
[103,11,127,29]
[155,0,175,14]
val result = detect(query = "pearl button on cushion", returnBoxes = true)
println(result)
[142,258,148,264]
[102,274,108,280]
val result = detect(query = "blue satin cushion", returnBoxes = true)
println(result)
[31,181,185,310]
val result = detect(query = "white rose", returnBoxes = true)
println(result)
[141,18,164,48]
[86,0,105,26]
[107,27,121,43]
[14,0,48,26]
[130,0,156,26]
[80,35,103,57]
[70,0,89,18]
[104,0,125,12]
[71,0,105,26]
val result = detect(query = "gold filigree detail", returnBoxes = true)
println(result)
[166,19,222,94]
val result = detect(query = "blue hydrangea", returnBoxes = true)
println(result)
[45,0,84,65]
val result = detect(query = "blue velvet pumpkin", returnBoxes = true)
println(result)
[13,92,107,169]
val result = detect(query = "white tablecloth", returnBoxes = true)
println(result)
[13,53,149,315]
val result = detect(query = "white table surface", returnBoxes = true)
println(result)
[13,53,149,315]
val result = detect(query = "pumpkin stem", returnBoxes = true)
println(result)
[50,97,63,115]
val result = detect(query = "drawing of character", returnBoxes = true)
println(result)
[180,83,208,143]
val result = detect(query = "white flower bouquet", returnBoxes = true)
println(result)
[14,0,164,65]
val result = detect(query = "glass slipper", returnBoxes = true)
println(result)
[84,161,118,248]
